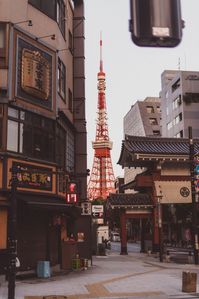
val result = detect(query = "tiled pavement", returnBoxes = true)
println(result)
[0,251,199,299]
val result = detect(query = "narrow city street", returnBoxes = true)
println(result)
[0,242,199,299]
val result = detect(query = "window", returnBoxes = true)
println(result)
[153,130,160,136]
[0,105,3,149]
[57,0,65,36]
[68,30,73,53]
[172,95,182,109]
[68,88,73,112]
[29,0,56,19]
[56,124,75,172]
[0,23,6,67]
[176,130,183,138]
[7,107,55,161]
[167,121,173,130]
[28,0,65,37]
[156,106,161,113]
[174,112,182,125]
[58,58,66,100]
[172,79,180,93]
[7,120,19,152]
[66,129,74,173]
[56,124,65,166]
[146,106,155,113]
[149,118,158,125]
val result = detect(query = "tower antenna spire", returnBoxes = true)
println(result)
[87,35,115,200]
[100,32,103,72]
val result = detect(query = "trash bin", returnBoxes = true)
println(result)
[98,243,106,256]
[37,261,51,278]
[72,254,81,270]
[182,271,197,293]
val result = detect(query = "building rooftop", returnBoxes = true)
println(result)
[107,192,153,208]
[118,135,199,167]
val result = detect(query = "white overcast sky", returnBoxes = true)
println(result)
[84,0,199,178]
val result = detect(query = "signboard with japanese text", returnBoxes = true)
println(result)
[16,37,53,109]
[154,181,192,204]
[92,205,104,217]
[12,162,52,191]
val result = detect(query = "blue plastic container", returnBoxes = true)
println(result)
[37,261,51,278]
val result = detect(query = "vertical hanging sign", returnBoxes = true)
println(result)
[66,181,78,203]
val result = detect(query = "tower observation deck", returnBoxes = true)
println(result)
[87,38,115,200]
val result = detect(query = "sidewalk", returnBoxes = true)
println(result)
[0,251,199,299]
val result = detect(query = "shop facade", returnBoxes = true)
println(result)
[0,0,90,275]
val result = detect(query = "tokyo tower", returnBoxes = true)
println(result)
[87,37,115,200]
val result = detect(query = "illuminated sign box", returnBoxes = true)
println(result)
[13,162,52,191]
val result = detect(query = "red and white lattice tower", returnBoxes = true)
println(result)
[87,37,115,200]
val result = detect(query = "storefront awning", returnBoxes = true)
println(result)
[17,194,81,216]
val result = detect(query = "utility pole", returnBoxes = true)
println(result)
[188,126,199,265]
[7,166,18,299]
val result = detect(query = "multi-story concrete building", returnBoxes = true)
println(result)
[123,97,161,188]
[0,0,90,275]
[160,70,199,138]
[124,97,161,137]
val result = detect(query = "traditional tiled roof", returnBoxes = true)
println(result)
[118,135,199,166]
[107,192,153,207]
[125,135,199,154]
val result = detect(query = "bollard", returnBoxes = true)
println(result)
[147,248,152,256]
[83,259,88,270]
[182,271,197,293]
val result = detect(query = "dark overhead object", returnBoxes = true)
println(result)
[129,0,184,47]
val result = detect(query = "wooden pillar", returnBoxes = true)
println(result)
[120,210,128,255]
[153,205,159,252]
[140,218,145,253]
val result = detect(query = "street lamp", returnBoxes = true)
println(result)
[12,19,33,26]
[36,34,56,41]
[188,126,199,265]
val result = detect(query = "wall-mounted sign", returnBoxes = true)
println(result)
[92,205,104,217]
[180,187,190,197]
[93,218,104,224]
[66,181,78,203]
[13,162,52,191]
[16,37,52,109]
[81,202,91,215]
[155,181,192,203]
[21,49,50,100]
